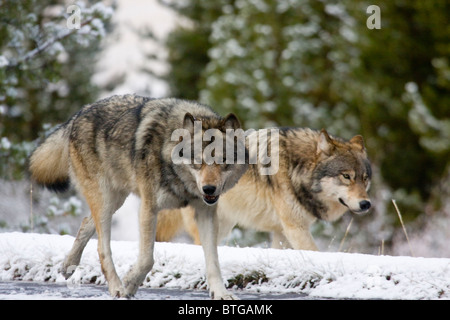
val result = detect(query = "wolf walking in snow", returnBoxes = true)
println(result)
[29,94,247,299]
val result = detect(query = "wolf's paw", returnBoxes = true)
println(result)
[60,263,77,280]
[221,293,239,300]
[122,277,141,297]
[124,284,139,298]
[109,285,130,299]
[212,290,239,300]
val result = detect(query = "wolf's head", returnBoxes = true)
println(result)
[312,129,372,220]
[172,112,248,206]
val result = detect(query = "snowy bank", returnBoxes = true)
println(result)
[0,232,449,299]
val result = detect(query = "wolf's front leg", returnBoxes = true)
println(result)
[274,195,318,251]
[194,203,237,300]
[123,197,157,296]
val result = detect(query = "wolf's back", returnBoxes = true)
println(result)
[29,123,71,192]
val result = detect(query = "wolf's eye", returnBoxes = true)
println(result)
[342,173,351,180]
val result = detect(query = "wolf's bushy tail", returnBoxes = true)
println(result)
[29,124,71,192]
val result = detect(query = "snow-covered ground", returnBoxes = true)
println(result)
[0,232,449,300]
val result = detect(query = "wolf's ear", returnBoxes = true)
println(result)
[317,129,334,155]
[222,113,241,130]
[183,113,195,133]
[349,135,365,151]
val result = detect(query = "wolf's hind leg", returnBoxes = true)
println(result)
[64,169,127,297]
[62,190,127,281]
[92,188,129,297]
[62,216,95,279]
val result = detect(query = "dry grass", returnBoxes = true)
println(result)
[392,199,414,257]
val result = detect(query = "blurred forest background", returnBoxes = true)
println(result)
[0,0,449,257]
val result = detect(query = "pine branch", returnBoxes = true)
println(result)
[8,17,95,68]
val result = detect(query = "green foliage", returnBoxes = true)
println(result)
[0,137,33,180]
[165,27,210,100]
[345,0,450,203]
[0,0,113,142]
[0,0,113,180]
[200,0,360,132]
[227,270,268,289]
[162,0,231,100]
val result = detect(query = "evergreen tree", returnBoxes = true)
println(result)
[161,0,231,100]
[0,0,114,142]
[200,1,357,131]
[0,0,113,179]
[346,0,450,207]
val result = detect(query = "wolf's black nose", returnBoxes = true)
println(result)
[203,185,216,195]
[359,200,371,211]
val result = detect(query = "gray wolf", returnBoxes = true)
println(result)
[29,94,247,299]
[156,128,372,250]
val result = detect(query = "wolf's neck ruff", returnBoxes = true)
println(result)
[295,183,328,220]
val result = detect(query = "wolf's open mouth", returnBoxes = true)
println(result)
[203,195,219,205]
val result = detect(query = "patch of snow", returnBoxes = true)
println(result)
[0,55,9,68]
[0,232,449,299]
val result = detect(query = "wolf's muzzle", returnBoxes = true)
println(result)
[339,198,371,213]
